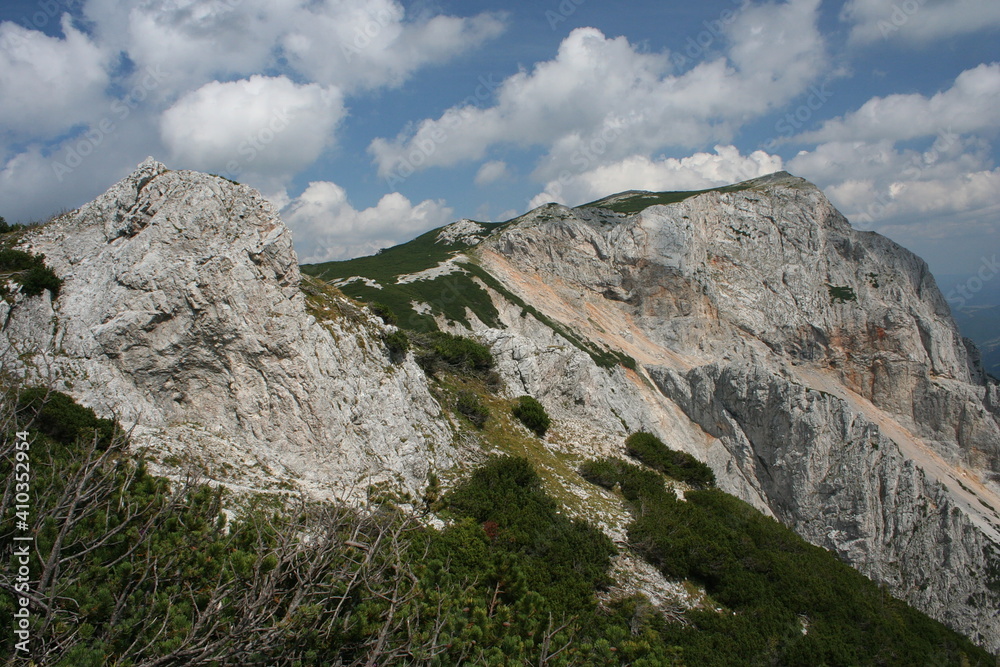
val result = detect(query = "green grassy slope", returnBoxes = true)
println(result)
[301,223,506,332]
[579,182,754,214]
[301,180,770,366]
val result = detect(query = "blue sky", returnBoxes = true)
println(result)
[1,0,998,282]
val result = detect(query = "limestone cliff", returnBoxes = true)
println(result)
[1,158,451,500]
[468,172,1000,650]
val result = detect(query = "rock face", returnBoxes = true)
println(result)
[1,158,451,499]
[471,173,1000,650]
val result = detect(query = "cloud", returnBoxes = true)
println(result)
[282,181,453,263]
[282,1,506,91]
[783,131,1000,275]
[786,60,1000,239]
[0,16,110,141]
[475,160,510,186]
[841,0,1000,43]
[529,145,784,209]
[789,135,1000,224]
[159,76,344,181]
[0,0,504,224]
[370,0,825,182]
[83,0,505,95]
[0,118,162,224]
[83,0,277,99]
[796,63,1000,144]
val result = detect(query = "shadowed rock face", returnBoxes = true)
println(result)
[2,158,452,500]
[3,161,999,650]
[474,172,1000,650]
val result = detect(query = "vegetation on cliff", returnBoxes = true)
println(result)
[1,387,993,665]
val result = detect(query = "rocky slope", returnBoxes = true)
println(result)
[3,161,999,651]
[465,172,1000,650]
[1,158,451,500]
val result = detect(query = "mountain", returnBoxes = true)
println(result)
[3,160,999,657]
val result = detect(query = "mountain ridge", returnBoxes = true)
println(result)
[3,160,1000,652]
[308,167,1000,649]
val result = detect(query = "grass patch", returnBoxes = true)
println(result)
[301,222,507,333]
[443,383,614,517]
[579,182,754,214]
[302,222,503,286]
[299,274,368,326]
[306,268,502,333]
[301,215,639,373]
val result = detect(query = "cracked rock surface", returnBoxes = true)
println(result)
[2,158,452,500]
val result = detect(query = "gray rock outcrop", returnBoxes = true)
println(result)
[1,158,451,500]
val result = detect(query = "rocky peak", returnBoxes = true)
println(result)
[4,158,452,500]
[434,218,488,246]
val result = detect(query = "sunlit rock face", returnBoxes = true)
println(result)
[473,172,1000,650]
[2,158,452,501]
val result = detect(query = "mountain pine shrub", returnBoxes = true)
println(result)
[625,431,715,488]
[456,390,489,428]
[0,248,62,297]
[511,395,551,437]
[384,329,409,359]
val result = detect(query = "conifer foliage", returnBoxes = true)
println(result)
[583,456,994,666]
[511,395,551,437]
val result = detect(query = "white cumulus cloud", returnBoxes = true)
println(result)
[778,59,1000,273]
[83,0,505,96]
[529,146,784,209]
[789,136,1000,225]
[370,0,825,183]
[841,0,1000,44]
[282,1,506,91]
[159,75,344,181]
[796,63,1000,144]
[475,160,510,186]
[0,16,110,140]
[282,181,454,263]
